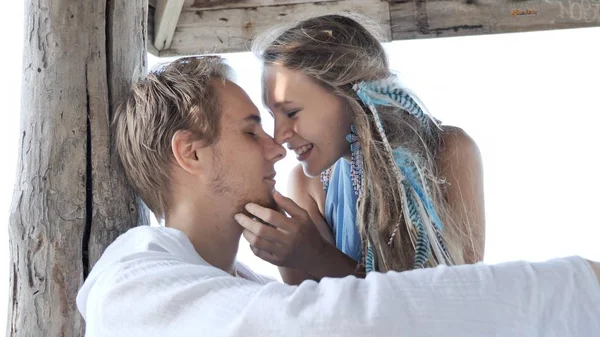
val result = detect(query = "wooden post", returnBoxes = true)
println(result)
[8,0,149,336]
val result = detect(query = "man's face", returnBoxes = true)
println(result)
[207,80,286,211]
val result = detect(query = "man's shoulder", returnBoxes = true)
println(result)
[77,226,207,320]
[91,225,276,284]
[100,225,203,265]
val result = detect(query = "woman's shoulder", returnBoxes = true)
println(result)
[438,125,481,161]
[440,125,476,144]
[437,125,485,263]
[288,164,322,191]
[288,164,327,212]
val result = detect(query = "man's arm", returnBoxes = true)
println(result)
[81,253,600,337]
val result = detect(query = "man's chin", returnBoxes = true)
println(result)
[255,193,277,211]
[236,192,278,214]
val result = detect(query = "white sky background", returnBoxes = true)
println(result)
[0,2,599,333]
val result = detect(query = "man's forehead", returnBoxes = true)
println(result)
[213,79,261,123]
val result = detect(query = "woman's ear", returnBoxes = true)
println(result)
[171,130,210,175]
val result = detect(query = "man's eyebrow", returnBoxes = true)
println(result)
[243,114,262,124]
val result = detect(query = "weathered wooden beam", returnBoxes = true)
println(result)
[147,0,342,56]
[182,0,338,11]
[157,0,391,56]
[391,0,600,41]
[154,0,186,50]
[9,0,149,335]
[147,0,600,57]
[156,0,317,11]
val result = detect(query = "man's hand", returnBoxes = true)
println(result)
[234,191,328,272]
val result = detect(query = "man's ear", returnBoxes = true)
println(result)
[171,130,210,175]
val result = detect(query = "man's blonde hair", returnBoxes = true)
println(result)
[113,56,233,220]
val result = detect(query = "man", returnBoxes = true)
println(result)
[77,56,600,337]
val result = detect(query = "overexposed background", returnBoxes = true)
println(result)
[156,27,600,278]
[1,2,599,333]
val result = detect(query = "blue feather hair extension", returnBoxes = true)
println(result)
[353,76,442,134]
[403,181,431,269]
[365,242,376,273]
[393,149,444,232]
[352,77,451,269]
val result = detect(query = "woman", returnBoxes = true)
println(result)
[235,14,485,284]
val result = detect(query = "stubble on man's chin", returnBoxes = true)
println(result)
[242,190,278,213]
[239,192,282,228]
[210,150,279,212]
[233,190,284,227]
[212,175,279,216]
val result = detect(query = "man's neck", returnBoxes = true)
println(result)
[165,200,242,275]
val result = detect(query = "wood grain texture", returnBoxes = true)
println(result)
[147,0,600,56]
[8,1,149,336]
[154,0,186,50]
[391,0,600,40]
[162,0,391,56]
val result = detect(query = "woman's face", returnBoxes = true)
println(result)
[263,65,352,177]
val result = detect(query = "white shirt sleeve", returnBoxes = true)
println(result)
[78,228,600,337]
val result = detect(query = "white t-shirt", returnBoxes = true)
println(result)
[77,226,600,337]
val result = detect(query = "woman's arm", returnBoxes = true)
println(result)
[277,165,331,284]
[438,127,486,263]
[280,164,367,283]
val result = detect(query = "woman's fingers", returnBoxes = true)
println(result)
[242,229,281,255]
[244,200,293,231]
[250,246,283,265]
[272,190,309,221]
[235,213,284,243]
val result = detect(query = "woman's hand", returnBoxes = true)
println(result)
[234,191,328,272]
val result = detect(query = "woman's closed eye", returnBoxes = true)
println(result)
[285,109,301,118]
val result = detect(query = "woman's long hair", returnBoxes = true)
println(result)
[254,14,480,271]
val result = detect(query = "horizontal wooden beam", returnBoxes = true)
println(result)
[391,0,600,41]
[157,0,391,56]
[150,0,341,10]
[182,0,338,11]
[147,0,600,57]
